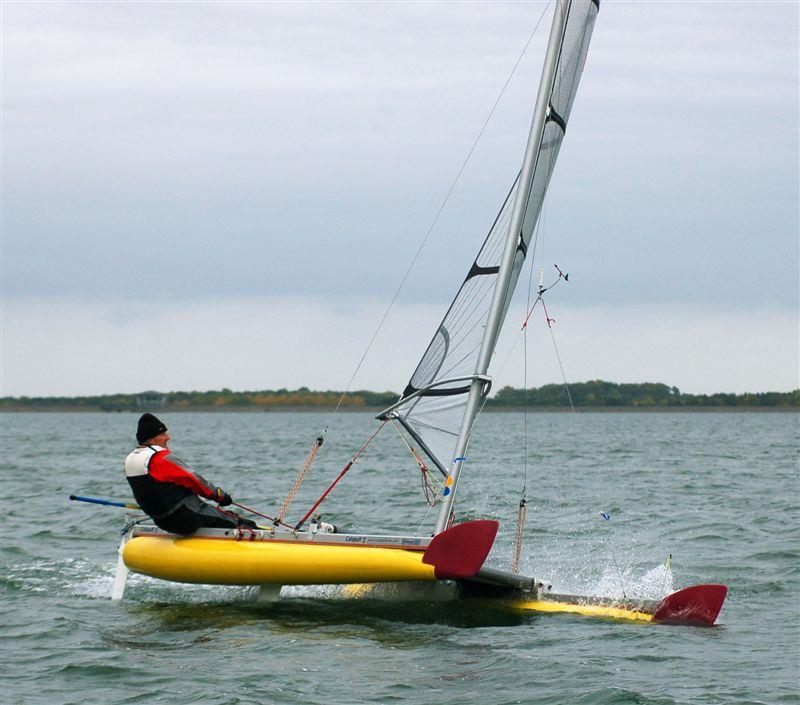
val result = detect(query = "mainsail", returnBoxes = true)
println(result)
[378,0,599,527]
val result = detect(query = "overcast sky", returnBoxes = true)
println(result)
[2,1,798,397]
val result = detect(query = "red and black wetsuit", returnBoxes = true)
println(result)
[124,445,254,535]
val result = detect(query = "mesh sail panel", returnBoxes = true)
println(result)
[389,0,598,474]
[392,178,520,473]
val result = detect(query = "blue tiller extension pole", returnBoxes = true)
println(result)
[69,494,141,510]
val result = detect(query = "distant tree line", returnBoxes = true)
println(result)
[1,381,797,411]
[485,380,799,408]
[0,387,398,412]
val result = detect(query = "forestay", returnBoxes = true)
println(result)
[379,0,599,480]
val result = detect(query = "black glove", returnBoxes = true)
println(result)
[214,488,233,506]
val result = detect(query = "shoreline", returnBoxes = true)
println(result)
[1,405,796,413]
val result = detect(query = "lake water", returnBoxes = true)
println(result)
[1,411,798,704]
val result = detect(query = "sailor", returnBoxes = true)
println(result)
[124,413,257,535]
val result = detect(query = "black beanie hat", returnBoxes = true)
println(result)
[136,413,167,443]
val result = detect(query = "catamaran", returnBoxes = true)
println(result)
[82,0,727,626]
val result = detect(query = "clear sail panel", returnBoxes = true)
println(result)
[387,0,599,475]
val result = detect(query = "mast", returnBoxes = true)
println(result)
[434,0,573,533]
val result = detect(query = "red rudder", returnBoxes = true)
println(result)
[653,584,728,626]
[422,520,499,580]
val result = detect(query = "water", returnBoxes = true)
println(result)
[1,411,797,704]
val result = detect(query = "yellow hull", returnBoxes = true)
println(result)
[123,535,437,585]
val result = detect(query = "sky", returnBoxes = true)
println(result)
[1,1,798,397]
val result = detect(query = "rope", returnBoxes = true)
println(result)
[518,264,575,412]
[275,432,326,524]
[512,497,528,574]
[231,501,293,530]
[511,227,540,572]
[599,512,627,598]
[327,2,553,417]
[391,421,442,506]
[548,322,575,413]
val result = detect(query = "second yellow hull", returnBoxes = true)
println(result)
[506,598,654,623]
